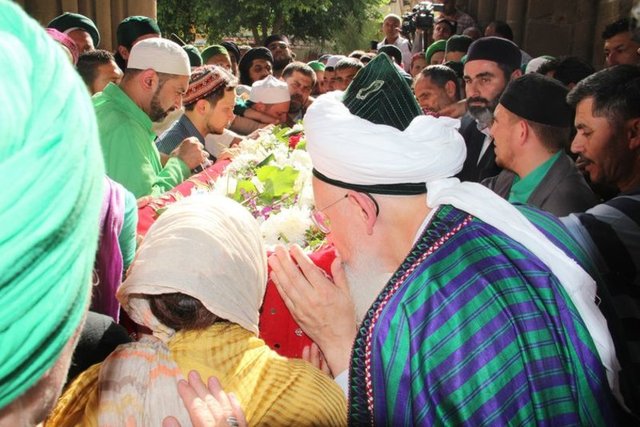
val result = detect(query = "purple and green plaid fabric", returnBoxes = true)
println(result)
[349,205,616,426]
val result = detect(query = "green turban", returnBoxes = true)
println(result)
[307,60,325,72]
[0,0,104,409]
[182,44,203,67]
[201,44,229,64]
[425,39,447,64]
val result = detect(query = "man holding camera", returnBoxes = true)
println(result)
[377,13,412,72]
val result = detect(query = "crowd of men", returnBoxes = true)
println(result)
[2,0,640,424]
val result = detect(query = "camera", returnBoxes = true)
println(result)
[401,1,445,37]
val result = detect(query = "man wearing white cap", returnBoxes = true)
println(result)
[230,75,291,135]
[94,37,208,198]
[268,54,623,425]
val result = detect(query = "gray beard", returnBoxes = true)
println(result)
[344,262,393,325]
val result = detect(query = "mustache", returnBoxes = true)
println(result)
[467,96,490,106]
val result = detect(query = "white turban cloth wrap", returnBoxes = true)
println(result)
[304,91,622,400]
[118,193,268,339]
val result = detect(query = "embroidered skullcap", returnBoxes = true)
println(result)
[342,53,422,132]
[182,44,202,67]
[45,28,79,64]
[499,73,571,127]
[47,12,100,47]
[184,65,234,106]
[238,47,273,85]
[425,39,447,64]
[378,44,402,65]
[119,193,267,337]
[116,16,161,50]
[264,34,290,47]
[307,60,326,72]
[201,44,229,64]
[220,41,241,63]
[249,75,290,104]
[128,38,190,77]
[0,1,103,408]
[466,36,521,70]
[445,34,473,54]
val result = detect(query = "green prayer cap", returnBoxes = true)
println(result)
[47,12,100,47]
[117,16,161,50]
[307,60,325,72]
[342,53,422,131]
[182,44,202,67]
[425,39,447,64]
[0,1,103,409]
[201,44,229,64]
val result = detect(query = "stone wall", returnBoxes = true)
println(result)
[14,0,157,51]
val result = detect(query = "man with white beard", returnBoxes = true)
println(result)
[268,53,623,425]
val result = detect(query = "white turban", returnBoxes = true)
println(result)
[118,193,267,337]
[305,91,466,191]
[304,90,621,400]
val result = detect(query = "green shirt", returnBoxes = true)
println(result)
[93,83,190,198]
[508,151,562,204]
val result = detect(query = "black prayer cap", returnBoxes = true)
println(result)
[238,47,273,85]
[499,73,571,127]
[220,41,241,63]
[264,34,290,47]
[466,36,521,70]
[116,16,161,50]
[47,12,100,47]
[342,53,422,131]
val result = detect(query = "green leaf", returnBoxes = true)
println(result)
[255,165,299,200]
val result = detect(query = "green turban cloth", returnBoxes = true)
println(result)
[0,0,104,409]
[307,60,325,72]
[342,53,422,131]
[425,39,447,64]
[47,12,100,48]
[182,44,203,67]
[201,44,229,64]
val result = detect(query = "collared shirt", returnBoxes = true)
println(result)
[156,114,204,154]
[377,36,412,72]
[508,151,562,204]
[93,83,190,198]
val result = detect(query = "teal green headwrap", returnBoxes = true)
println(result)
[201,44,229,64]
[425,39,447,64]
[0,0,104,409]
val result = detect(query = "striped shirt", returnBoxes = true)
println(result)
[563,189,640,415]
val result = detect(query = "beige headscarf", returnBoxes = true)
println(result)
[118,192,267,339]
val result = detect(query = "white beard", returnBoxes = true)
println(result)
[344,259,393,325]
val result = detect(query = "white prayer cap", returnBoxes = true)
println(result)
[525,55,553,74]
[127,37,190,77]
[249,75,290,104]
[304,91,466,195]
[325,55,346,69]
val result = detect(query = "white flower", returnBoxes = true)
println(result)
[260,206,313,247]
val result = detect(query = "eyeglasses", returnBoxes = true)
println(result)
[311,193,380,234]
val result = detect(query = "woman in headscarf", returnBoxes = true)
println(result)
[47,194,347,426]
[0,0,104,423]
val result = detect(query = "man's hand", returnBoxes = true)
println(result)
[268,244,357,376]
[174,137,209,170]
[439,99,468,118]
[302,342,331,376]
[162,371,247,427]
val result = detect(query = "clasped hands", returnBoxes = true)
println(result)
[268,244,358,376]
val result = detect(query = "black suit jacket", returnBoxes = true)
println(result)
[456,114,501,183]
